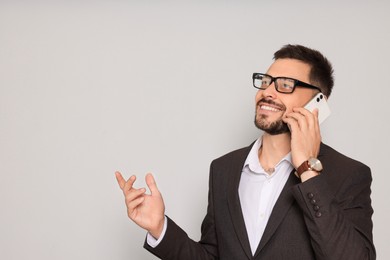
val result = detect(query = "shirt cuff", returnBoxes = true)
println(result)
[146,216,168,248]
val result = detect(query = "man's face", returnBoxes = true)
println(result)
[255,58,317,135]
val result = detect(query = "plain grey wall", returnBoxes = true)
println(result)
[1,1,389,259]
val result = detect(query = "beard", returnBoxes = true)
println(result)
[254,114,290,135]
[254,99,290,135]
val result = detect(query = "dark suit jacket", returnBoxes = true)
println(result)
[145,142,376,260]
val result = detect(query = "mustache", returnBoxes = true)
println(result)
[257,98,286,111]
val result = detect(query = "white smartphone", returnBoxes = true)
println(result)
[304,92,331,124]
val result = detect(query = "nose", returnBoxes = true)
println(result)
[255,83,277,104]
[261,82,278,99]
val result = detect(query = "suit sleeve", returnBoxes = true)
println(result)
[291,164,376,260]
[143,163,219,260]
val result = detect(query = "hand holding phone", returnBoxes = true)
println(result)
[304,93,331,124]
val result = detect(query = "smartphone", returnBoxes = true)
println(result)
[304,92,331,124]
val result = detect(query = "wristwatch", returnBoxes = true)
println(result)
[295,157,323,178]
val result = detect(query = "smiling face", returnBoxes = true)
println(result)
[255,58,317,135]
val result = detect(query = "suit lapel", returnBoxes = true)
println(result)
[225,142,324,258]
[254,169,300,257]
[227,145,253,260]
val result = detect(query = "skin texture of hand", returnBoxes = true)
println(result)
[115,171,165,239]
[282,107,321,174]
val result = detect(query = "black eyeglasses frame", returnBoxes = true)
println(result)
[252,73,322,94]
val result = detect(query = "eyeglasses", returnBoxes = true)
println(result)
[252,73,322,94]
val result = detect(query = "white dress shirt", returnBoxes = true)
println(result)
[239,137,292,255]
[147,137,293,254]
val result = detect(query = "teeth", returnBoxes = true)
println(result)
[260,105,281,112]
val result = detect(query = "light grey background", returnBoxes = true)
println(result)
[1,1,389,259]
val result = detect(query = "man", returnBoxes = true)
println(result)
[116,44,375,259]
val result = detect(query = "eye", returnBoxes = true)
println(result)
[278,79,294,90]
[262,79,270,86]
[281,83,293,90]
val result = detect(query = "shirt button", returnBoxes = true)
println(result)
[307,193,314,199]
[310,199,317,205]
[313,205,320,211]
[315,212,322,218]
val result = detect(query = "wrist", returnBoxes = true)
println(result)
[295,157,323,179]
[299,170,320,182]
[149,217,165,239]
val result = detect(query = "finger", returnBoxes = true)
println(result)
[289,108,315,130]
[115,171,126,190]
[312,108,320,123]
[296,107,318,126]
[311,108,320,130]
[125,187,146,205]
[299,107,320,131]
[123,175,137,192]
[282,117,299,134]
[145,173,160,196]
[295,107,312,116]
[285,112,305,127]
[127,196,145,218]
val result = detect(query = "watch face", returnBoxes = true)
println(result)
[308,158,323,171]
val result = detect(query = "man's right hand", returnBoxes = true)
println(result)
[115,171,165,239]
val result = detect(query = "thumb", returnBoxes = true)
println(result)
[145,173,160,196]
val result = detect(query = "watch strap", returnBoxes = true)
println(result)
[296,160,311,177]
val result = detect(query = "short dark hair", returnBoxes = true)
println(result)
[274,44,334,97]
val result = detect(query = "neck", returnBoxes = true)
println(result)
[258,132,291,173]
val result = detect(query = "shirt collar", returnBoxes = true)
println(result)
[243,136,292,174]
